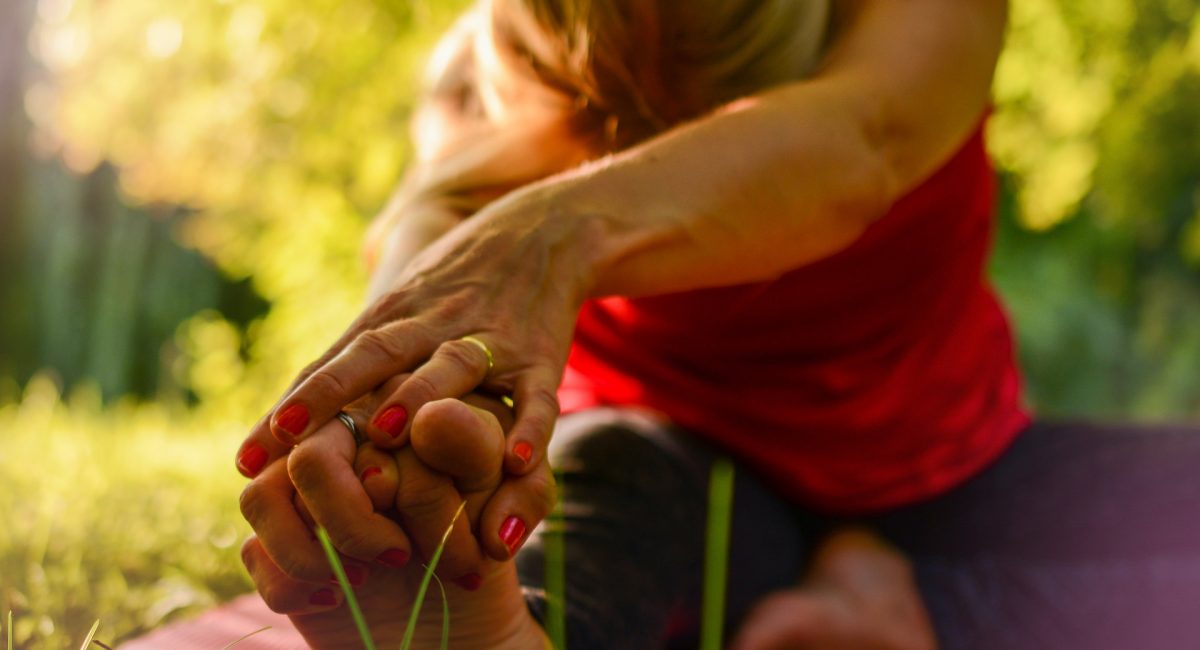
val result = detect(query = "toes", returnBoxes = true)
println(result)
[410,399,505,492]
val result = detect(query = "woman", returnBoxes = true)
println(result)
[236,0,1200,647]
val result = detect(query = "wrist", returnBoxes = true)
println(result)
[488,175,618,304]
[523,160,686,300]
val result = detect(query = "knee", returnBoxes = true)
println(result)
[549,408,705,499]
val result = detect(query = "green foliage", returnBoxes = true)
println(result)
[989,0,1200,418]
[0,376,252,649]
[28,0,471,419]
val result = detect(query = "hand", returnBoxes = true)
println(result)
[235,181,599,482]
[240,378,556,606]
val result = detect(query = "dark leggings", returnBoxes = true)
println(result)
[516,408,1200,650]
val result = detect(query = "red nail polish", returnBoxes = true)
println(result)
[513,441,533,464]
[237,444,268,477]
[376,548,409,568]
[499,516,526,556]
[309,589,337,606]
[373,405,408,438]
[360,466,382,482]
[276,403,310,436]
[454,573,483,591]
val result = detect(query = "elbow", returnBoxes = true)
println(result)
[832,125,900,230]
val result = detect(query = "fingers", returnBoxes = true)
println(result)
[478,458,558,561]
[353,444,400,512]
[288,416,414,569]
[503,367,561,475]
[242,536,344,615]
[237,343,381,478]
[364,338,494,447]
[270,321,437,445]
[410,398,505,493]
[238,455,335,582]
[237,412,295,479]
[391,446,487,585]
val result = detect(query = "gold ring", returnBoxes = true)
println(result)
[460,336,495,372]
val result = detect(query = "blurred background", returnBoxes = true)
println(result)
[0,0,1197,647]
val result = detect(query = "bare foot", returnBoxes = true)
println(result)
[289,560,550,649]
[730,528,937,650]
[275,398,552,649]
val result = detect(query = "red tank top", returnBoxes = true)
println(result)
[559,123,1029,514]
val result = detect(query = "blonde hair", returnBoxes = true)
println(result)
[483,0,831,150]
[367,0,830,263]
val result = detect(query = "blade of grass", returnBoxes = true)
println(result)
[316,527,377,650]
[543,486,566,650]
[220,625,272,649]
[400,500,466,650]
[78,619,100,650]
[8,610,12,650]
[700,458,735,650]
[429,573,450,650]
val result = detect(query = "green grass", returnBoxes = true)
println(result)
[316,528,377,650]
[0,377,254,649]
[700,458,735,650]
[399,501,464,650]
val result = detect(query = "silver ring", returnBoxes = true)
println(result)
[337,411,366,445]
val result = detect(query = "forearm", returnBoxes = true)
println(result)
[522,0,1005,299]
[553,83,895,298]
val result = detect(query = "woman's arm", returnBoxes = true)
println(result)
[514,0,1009,297]
[244,0,1009,485]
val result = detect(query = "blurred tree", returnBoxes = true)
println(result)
[0,0,33,382]
[989,0,1200,418]
[24,0,471,417]
[1,0,267,402]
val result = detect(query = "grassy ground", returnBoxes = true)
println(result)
[0,376,255,649]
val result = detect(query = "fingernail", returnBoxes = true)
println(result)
[454,573,483,591]
[276,403,310,436]
[309,589,337,606]
[513,441,533,464]
[237,444,268,477]
[359,466,382,482]
[499,516,526,556]
[332,565,367,587]
[376,548,409,568]
[373,405,408,438]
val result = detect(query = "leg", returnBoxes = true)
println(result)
[871,421,1200,650]
[516,407,810,649]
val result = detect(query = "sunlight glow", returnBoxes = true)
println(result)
[146,18,183,59]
